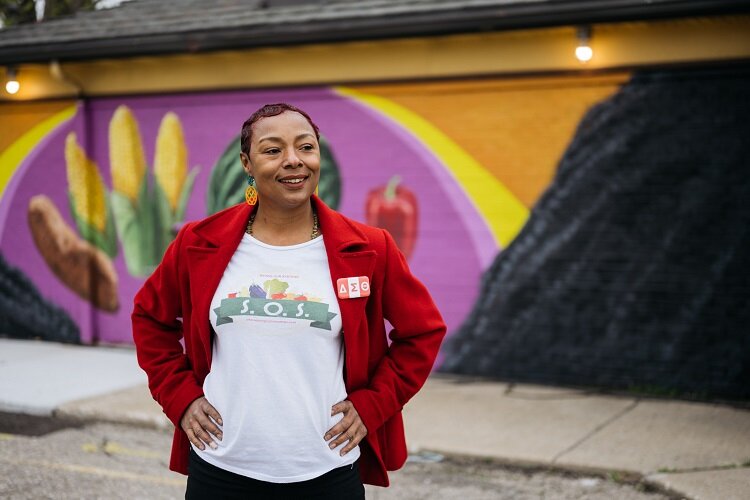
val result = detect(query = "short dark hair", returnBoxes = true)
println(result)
[240,103,320,156]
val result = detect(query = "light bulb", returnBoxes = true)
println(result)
[5,79,19,94]
[575,26,593,64]
[575,44,593,63]
[5,67,19,94]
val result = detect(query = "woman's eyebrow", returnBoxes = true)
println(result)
[257,136,282,144]
[257,133,315,144]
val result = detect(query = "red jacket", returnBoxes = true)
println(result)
[132,196,446,487]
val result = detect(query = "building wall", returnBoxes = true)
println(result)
[1,16,748,396]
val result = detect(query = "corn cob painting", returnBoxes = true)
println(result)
[153,112,198,241]
[109,106,147,204]
[64,132,118,258]
[109,105,155,277]
[109,105,198,277]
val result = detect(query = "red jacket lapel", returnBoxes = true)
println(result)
[186,203,255,363]
[313,197,377,386]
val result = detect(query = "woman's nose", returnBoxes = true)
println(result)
[283,150,302,167]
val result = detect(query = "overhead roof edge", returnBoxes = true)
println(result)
[1,0,749,65]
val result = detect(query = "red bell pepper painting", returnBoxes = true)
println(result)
[365,175,418,260]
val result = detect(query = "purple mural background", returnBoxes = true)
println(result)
[1,88,486,352]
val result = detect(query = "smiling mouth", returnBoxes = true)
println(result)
[278,175,310,185]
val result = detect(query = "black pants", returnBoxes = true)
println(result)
[186,448,366,500]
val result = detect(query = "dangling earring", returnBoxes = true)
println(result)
[245,175,258,206]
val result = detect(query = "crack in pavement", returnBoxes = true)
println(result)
[648,463,750,476]
[503,382,599,400]
[551,399,641,463]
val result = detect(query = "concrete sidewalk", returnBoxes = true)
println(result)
[1,338,749,499]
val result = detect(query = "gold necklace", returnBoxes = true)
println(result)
[246,209,320,240]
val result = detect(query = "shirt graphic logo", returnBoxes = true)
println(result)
[214,278,337,330]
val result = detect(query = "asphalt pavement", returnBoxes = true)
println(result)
[1,338,749,499]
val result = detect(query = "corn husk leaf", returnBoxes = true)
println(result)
[111,177,156,277]
[318,136,342,210]
[207,138,243,215]
[152,179,175,262]
[68,191,118,258]
[175,166,199,224]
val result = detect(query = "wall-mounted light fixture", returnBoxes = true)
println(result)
[575,26,593,63]
[5,67,20,95]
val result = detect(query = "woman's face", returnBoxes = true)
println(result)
[240,111,320,211]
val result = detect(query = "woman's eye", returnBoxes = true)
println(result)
[300,144,314,151]
[265,148,280,154]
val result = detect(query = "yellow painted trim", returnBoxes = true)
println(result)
[2,15,749,101]
[336,86,528,248]
[0,104,78,199]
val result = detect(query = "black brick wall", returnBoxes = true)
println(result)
[440,65,750,399]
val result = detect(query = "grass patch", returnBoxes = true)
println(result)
[656,467,678,474]
[607,471,624,483]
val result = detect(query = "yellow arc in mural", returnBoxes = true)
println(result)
[0,105,78,199]
[335,86,528,249]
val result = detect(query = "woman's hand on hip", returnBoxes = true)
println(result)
[325,400,367,456]
[181,396,223,451]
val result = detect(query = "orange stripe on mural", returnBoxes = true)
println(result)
[0,104,78,199]
[348,75,628,209]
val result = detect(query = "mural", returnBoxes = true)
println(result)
[4,79,618,346]
[6,68,744,398]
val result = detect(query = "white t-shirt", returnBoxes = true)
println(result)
[192,233,360,482]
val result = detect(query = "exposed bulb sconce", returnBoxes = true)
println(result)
[5,67,20,95]
[575,26,593,63]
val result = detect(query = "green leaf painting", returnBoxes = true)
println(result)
[67,191,118,258]
[111,178,157,277]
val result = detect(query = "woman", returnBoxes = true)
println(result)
[132,103,446,498]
